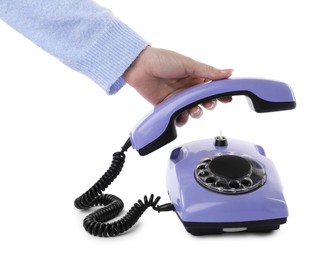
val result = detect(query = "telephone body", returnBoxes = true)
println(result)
[75,78,296,236]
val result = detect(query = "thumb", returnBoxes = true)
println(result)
[186,59,233,80]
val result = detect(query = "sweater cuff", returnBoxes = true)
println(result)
[70,19,149,94]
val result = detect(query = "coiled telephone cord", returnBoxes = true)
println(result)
[74,138,174,237]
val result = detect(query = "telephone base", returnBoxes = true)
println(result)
[167,137,289,236]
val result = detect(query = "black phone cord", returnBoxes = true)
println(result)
[74,138,174,237]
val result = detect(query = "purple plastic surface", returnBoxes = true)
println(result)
[166,138,288,223]
[130,78,296,153]
[166,139,288,223]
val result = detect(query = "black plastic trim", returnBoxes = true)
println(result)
[182,217,287,235]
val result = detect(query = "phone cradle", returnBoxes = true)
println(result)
[167,137,288,235]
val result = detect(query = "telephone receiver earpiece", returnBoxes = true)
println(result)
[130,78,296,156]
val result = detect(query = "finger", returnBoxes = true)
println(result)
[218,96,233,103]
[189,106,203,119]
[176,110,189,127]
[202,99,217,110]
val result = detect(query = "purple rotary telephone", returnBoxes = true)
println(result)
[75,78,296,237]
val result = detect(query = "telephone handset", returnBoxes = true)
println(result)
[130,78,296,155]
[74,78,296,237]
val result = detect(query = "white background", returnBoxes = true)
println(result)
[0,0,321,259]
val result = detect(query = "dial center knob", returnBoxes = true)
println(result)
[209,155,252,179]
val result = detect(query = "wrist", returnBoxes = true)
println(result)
[123,45,152,84]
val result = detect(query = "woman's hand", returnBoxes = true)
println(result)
[123,46,233,126]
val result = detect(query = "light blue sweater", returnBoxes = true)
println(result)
[0,0,149,94]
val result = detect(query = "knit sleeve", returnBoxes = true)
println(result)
[0,0,149,94]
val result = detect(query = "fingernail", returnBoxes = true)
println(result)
[221,69,234,74]
[190,107,203,118]
[205,100,216,110]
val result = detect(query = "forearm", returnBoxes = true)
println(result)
[0,0,149,94]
